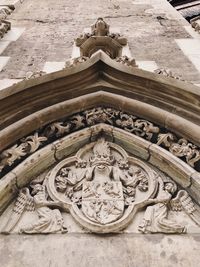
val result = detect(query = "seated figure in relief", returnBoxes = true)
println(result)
[138,180,186,234]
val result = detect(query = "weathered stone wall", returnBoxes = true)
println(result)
[0,0,200,87]
[1,1,200,267]
[1,234,200,267]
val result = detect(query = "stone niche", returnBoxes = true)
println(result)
[1,129,200,236]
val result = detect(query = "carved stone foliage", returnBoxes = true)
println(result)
[65,54,138,68]
[75,18,128,59]
[154,68,185,81]
[0,4,13,38]
[1,107,200,178]
[2,139,200,234]
[115,56,138,68]
[65,56,89,68]
[24,71,46,80]
[191,16,200,34]
[157,134,200,168]
[0,5,14,20]
[0,19,11,38]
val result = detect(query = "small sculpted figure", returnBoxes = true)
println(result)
[138,180,186,234]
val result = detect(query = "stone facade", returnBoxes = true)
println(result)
[0,1,200,267]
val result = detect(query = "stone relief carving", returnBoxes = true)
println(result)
[157,133,200,167]
[75,18,128,59]
[0,19,11,38]
[139,179,200,234]
[154,68,185,81]
[0,5,14,20]
[0,4,13,38]
[0,133,47,172]
[2,138,200,234]
[191,16,200,34]
[24,71,46,80]
[115,56,138,68]
[138,177,186,234]
[3,184,67,234]
[1,107,200,177]
[65,56,89,68]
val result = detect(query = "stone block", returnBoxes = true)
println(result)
[188,172,200,205]
[90,123,114,142]
[113,127,151,160]
[149,144,194,188]
[54,128,91,161]
[0,171,17,214]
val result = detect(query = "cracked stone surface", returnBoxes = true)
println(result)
[0,0,199,83]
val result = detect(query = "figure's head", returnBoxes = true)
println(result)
[31,184,45,195]
[164,182,177,194]
[90,138,114,170]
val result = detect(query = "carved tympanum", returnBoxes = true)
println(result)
[2,138,200,234]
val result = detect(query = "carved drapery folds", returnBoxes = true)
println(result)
[1,107,200,178]
[2,138,200,234]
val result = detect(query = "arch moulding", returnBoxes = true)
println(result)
[0,51,200,225]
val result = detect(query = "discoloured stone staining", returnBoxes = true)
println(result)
[1,107,200,177]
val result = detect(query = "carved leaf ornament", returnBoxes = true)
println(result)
[1,107,200,178]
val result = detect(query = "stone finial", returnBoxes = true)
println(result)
[91,17,110,36]
[74,18,128,59]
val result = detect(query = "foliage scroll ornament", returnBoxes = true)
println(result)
[0,107,200,177]
[2,138,200,234]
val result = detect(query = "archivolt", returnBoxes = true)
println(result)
[1,51,200,213]
[0,123,199,215]
[1,104,200,179]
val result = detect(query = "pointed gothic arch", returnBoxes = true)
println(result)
[0,51,200,232]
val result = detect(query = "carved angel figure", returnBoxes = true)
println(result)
[138,178,200,234]
[4,184,67,234]
[138,181,186,234]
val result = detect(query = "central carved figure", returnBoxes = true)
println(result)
[81,139,124,224]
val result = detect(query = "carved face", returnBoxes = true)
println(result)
[90,139,114,169]
[164,182,175,194]
[91,154,113,171]
[31,184,44,195]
